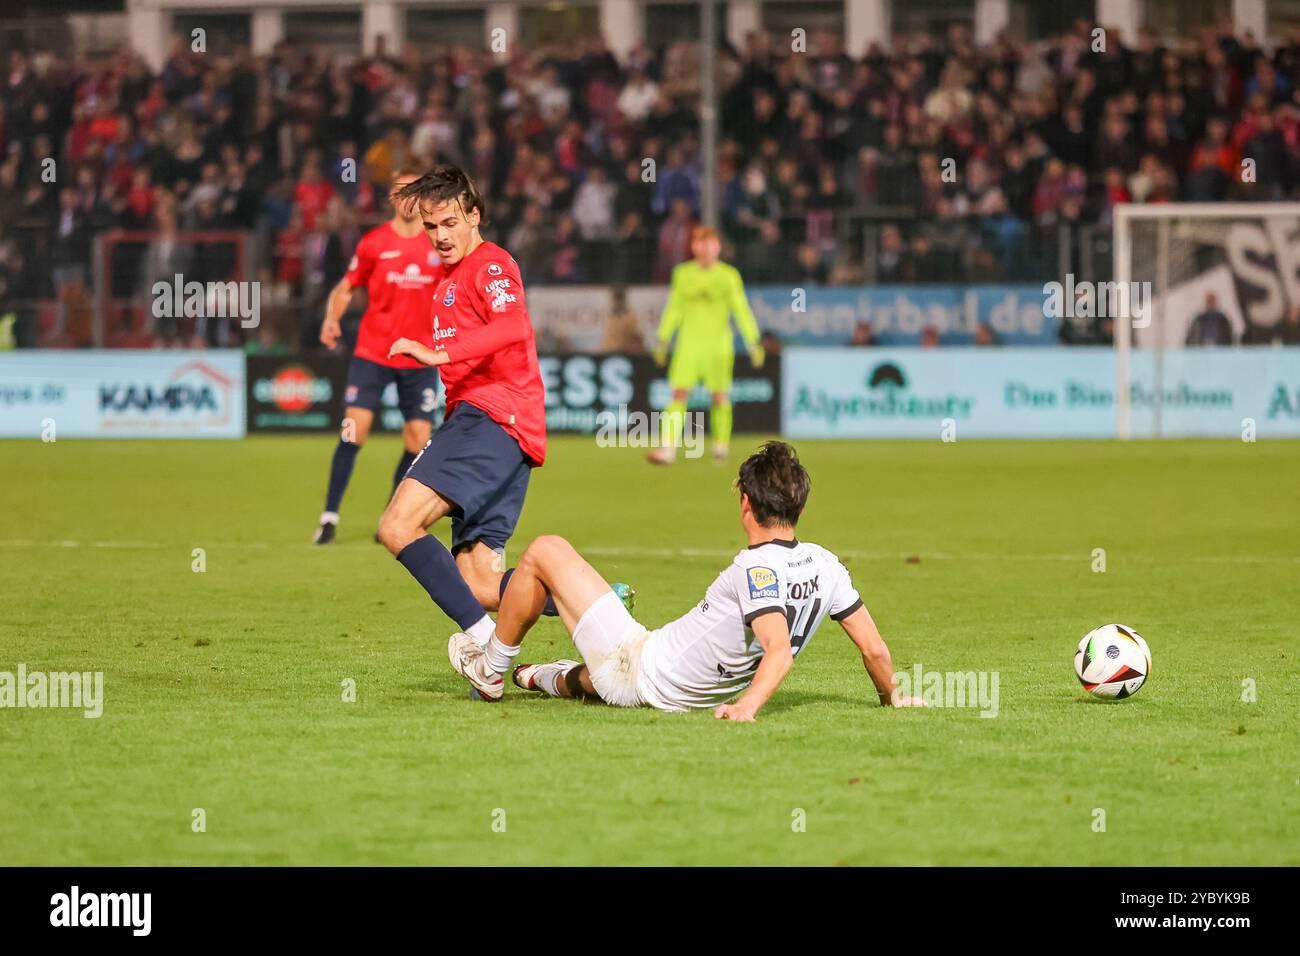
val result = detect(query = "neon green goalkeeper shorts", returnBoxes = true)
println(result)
[667,346,735,393]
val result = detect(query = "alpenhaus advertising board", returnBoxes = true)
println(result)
[782,347,1300,439]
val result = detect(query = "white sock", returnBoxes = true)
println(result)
[320,511,339,525]
[466,616,495,647]
[484,634,520,675]
[537,665,565,697]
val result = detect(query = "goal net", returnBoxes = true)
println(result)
[1112,202,1300,438]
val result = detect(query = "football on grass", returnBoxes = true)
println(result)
[1074,624,1151,700]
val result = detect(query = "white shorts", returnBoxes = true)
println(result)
[571,590,649,708]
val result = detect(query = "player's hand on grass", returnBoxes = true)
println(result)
[320,317,342,348]
[652,343,669,367]
[748,343,766,369]
[714,702,757,722]
[388,338,448,366]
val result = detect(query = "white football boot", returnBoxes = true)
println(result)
[447,632,505,702]
[513,659,581,694]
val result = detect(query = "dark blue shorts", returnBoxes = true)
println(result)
[405,402,532,553]
[344,356,439,421]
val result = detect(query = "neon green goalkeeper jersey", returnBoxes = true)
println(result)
[656,260,760,355]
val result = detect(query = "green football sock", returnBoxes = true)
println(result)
[711,399,733,448]
[660,398,687,451]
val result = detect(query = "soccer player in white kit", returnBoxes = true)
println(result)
[446,441,923,719]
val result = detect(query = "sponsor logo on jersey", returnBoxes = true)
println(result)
[379,249,402,259]
[487,262,503,276]
[432,315,457,342]
[489,289,518,312]
[747,566,779,600]
[443,283,457,306]
[384,263,436,288]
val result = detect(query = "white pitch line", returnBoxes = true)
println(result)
[583,547,1300,564]
[0,539,1294,565]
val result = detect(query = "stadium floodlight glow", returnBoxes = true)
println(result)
[1112,202,1300,439]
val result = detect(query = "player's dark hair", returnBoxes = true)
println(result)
[736,441,810,528]
[393,164,484,222]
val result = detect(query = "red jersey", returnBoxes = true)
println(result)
[432,241,546,466]
[346,223,441,369]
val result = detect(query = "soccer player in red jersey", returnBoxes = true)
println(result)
[313,169,442,545]
[378,165,627,682]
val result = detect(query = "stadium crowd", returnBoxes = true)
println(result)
[3,16,1300,347]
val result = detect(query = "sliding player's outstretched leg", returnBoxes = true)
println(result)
[448,534,632,703]
[513,660,601,701]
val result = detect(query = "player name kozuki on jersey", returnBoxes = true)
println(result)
[637,539,864,711]
[428,240,547,467]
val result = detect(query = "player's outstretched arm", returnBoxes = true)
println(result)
[838,605,925,707]
[714,613,793,722]
[388,337,448,366]
[320,277,355,347]
[728,267,764,367]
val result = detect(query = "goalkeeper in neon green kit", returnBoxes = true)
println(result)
[648,226,764,464]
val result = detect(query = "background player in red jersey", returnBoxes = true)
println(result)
[313,169,442,545]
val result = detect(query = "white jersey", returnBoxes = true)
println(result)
[636,539,863,712]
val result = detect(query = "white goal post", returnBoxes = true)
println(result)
[1112,202,1300,439]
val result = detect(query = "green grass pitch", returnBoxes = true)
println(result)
[1,434,1297,866]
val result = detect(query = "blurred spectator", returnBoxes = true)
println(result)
[1185,292,1234,346]
[548,214,587,284]
[51,187,92,344]
[601,286,646,353]
[138,195,190,346]
[655,197,694,283]
[1186,117,1238,200]
[849,320,877,347]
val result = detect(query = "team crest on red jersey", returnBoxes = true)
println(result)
[443,283,457,306]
